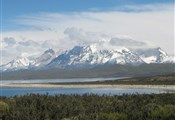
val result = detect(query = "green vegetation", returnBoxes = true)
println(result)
[1,93,175,120]
[0,101,9,119]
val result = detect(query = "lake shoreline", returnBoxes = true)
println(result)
[1,83,175,92]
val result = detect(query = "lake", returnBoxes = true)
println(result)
[0,77,170,97]
[0,87,167,97]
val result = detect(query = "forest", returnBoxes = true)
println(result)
[0,93,175,120]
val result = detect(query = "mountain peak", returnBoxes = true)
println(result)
[30,49,56,67]
[133,47,169,63]
[85,44,98,53]
[0,57,31,71]
[156,47,168,56]
[44,48,55,54]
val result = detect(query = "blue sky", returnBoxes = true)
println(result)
[2,0,174,13]
[1,0,174,31]
[0,0,174,63]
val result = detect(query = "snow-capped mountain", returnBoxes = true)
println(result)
[30,48,55,67]
[0,57,31,71]
[133,47,169,63]
[48,44,144,68]
[164,56,175,63]
[0,49,61,71]
[0,44,174,72]
[30,48,64,68]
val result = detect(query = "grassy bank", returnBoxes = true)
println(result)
[0,93,175,120]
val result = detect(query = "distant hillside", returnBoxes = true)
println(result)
[1,63,174,80]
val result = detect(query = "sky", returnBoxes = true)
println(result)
[0,0,174,64]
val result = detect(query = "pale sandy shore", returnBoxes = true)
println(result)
[1,83,175,91]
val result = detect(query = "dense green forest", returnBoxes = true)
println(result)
[1,93,175,120]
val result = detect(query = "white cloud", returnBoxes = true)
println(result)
[109,38,146,47]
[114,3,174,12]
[1,3,174,64]
[18,40,39,46]
[63,27,110,46]
[3,37,16,46]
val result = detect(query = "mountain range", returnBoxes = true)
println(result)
[0,43,174,72]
